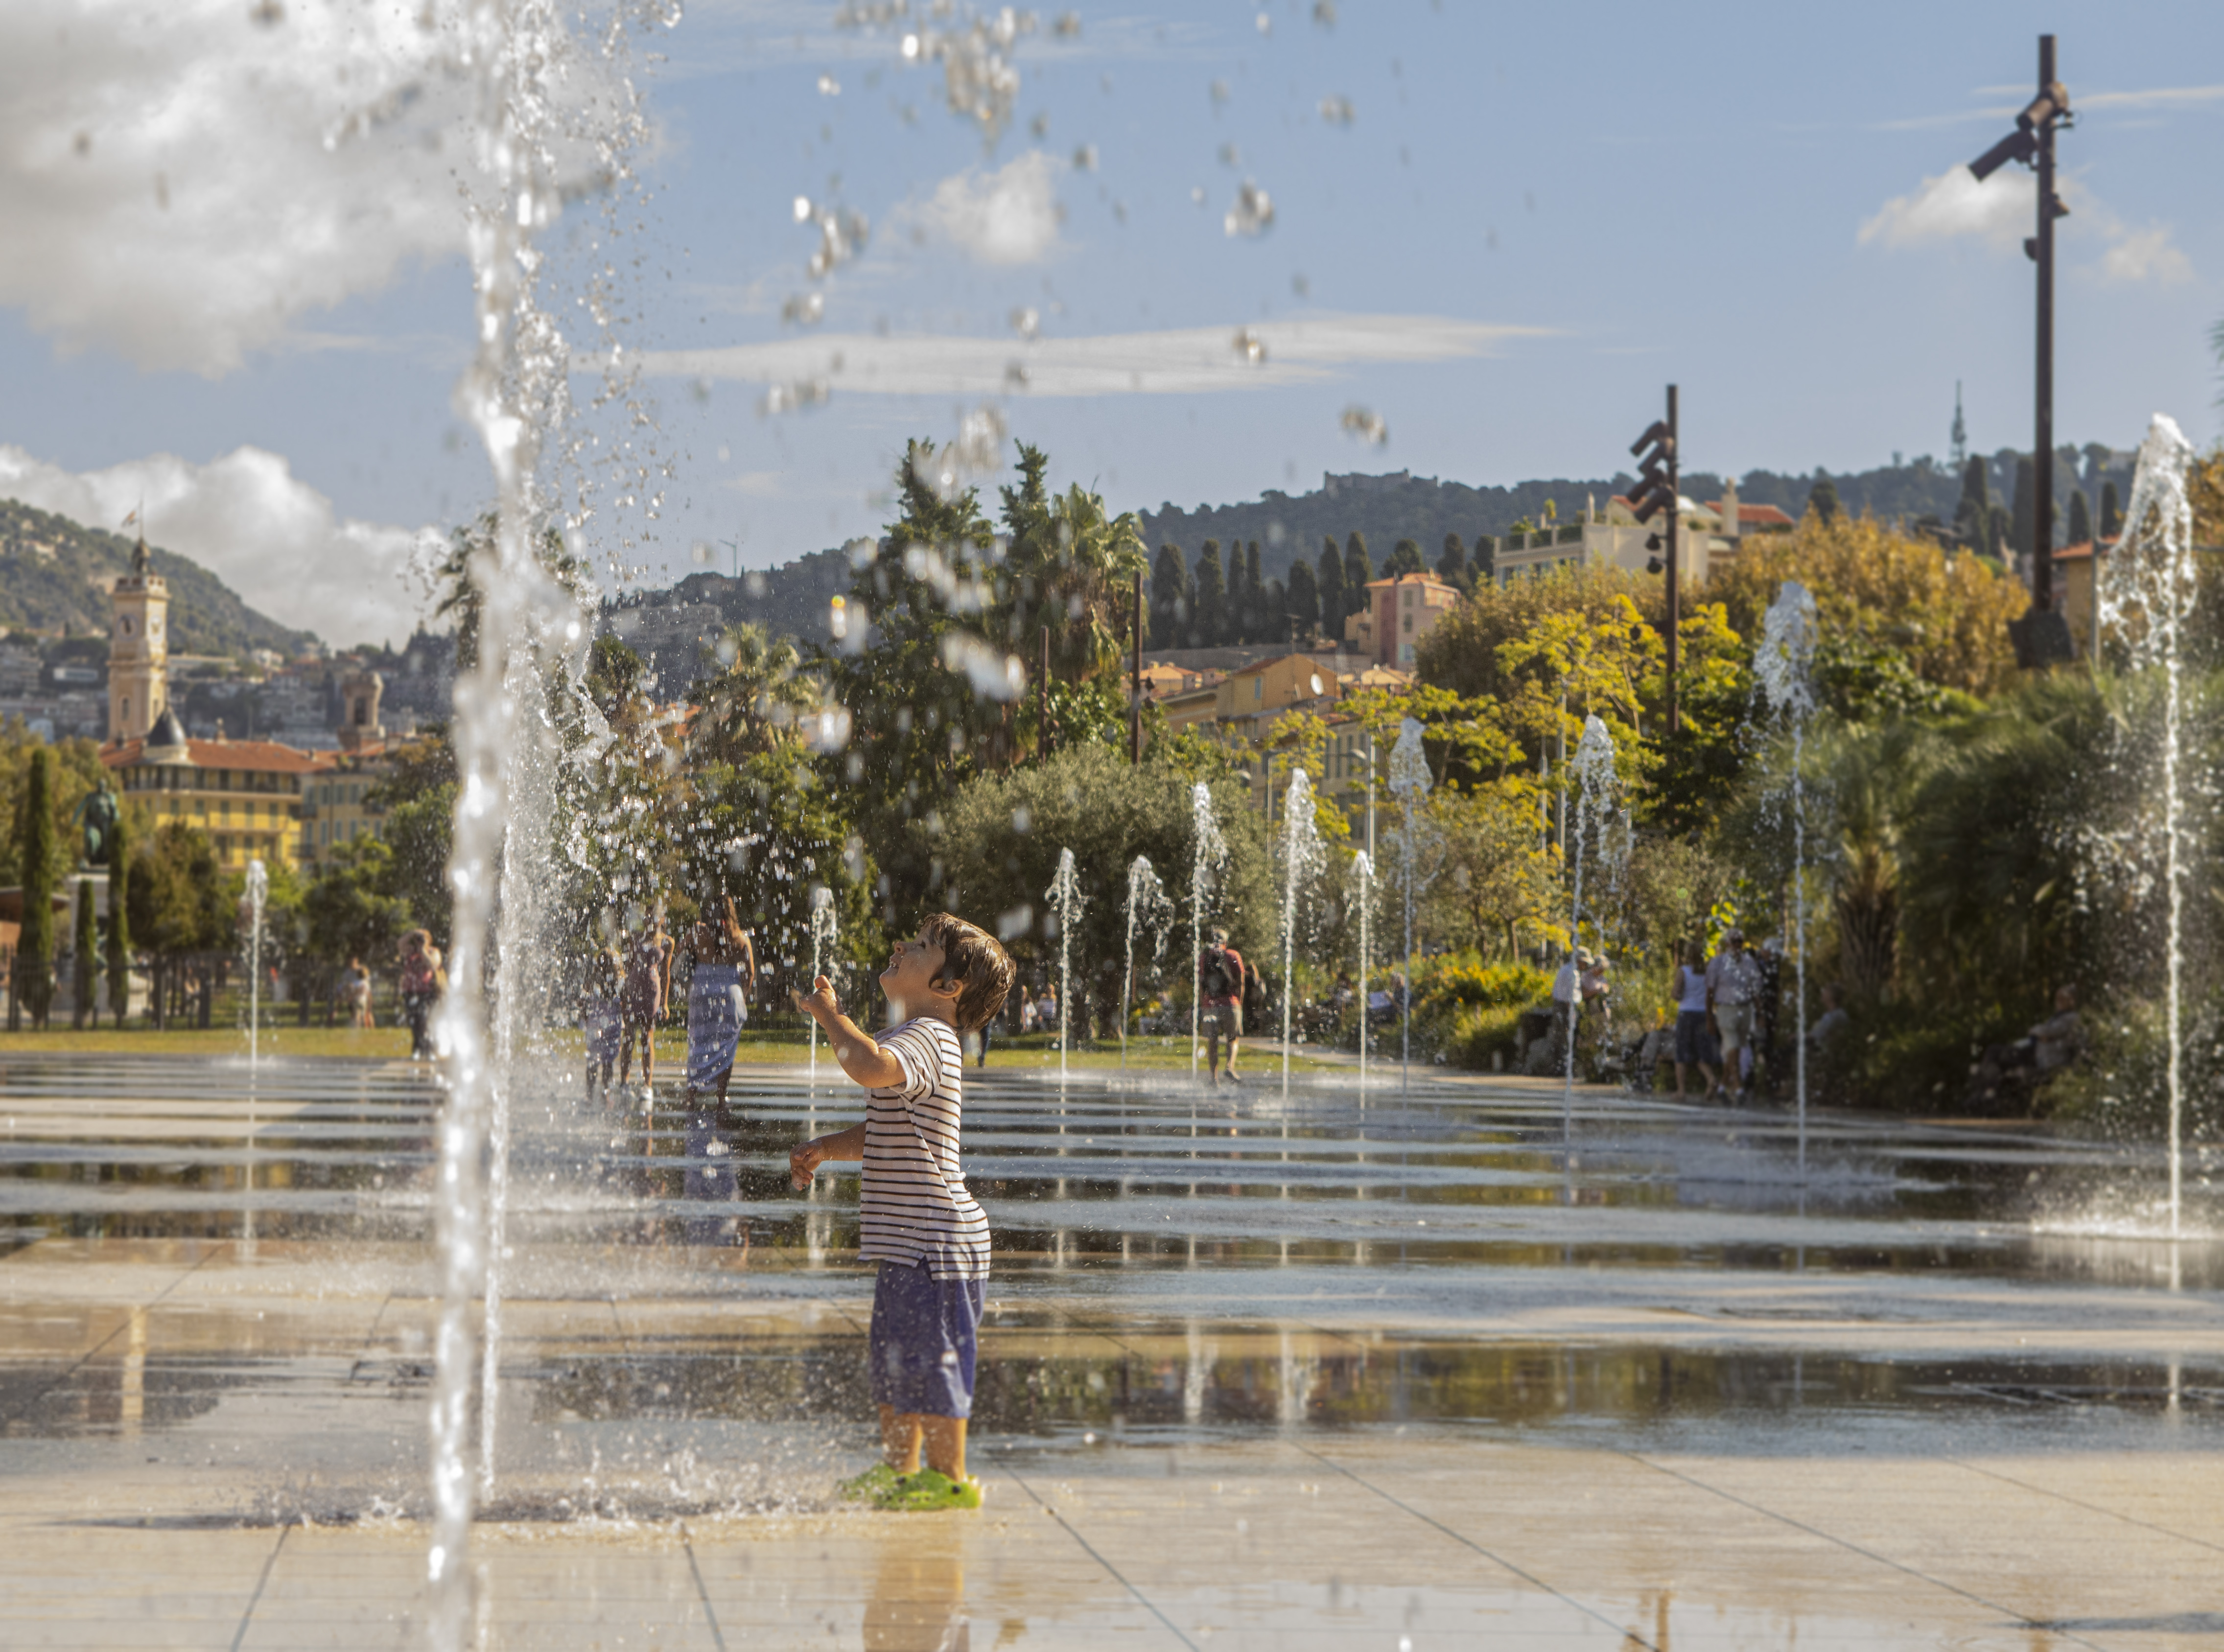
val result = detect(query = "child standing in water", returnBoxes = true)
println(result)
[683,898,756,1126]
[789,912,1014,1512]
[580,945,623,1110]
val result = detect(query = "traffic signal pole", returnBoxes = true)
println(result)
[2033,34,2057,614]
[1665,383,1680,736]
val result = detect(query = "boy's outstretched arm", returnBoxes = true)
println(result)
[789,976,904,1089]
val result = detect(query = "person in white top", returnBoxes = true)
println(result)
[1705,928,1761,1104]
[1671,941,1719,1102]
[789,912,1015,1513]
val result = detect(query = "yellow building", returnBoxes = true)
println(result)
[301,760,392,867]
[104,710,328,872]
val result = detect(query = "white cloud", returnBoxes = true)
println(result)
[1858,167,2031,251]
[1859,168,2194,285]
[913,151,1066,265]
[0,0,623,377]
[0,444,440,649]
[2099,225,2193,286]
[632,312,1552,398]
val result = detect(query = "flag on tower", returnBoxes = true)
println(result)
[120,509,138,529]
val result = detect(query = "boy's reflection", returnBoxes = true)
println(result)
[682,1106,743,1247]
[864,1543,969,1651]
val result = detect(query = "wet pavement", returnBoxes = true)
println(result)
[3,1052,2222,1647]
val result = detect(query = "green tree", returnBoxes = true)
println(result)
[689,622,816,763]
[1315,538,1347,636]
[1286,558,1320,640]
[71,877,95,1029]
[1343,533,1374,602]
[936,742,1272,1034]
[1242,541,1265,640]
[1954,456,1990,547]
[2067,489,2093,547]
[1386,538,1425,578]
[2100,478,2124,540]
[1807,474,1842,523]
[378,788,457,947]
[433,511,593,673]
[1262,575,1288,645]
[1472,532,1497,585]
[1192,540,1227,646]
[1149,543,1189,650]
[125,821,232,1027]
[18,746,56,1027]
[1224,538,1249,643]
[105,809,131,1027]
[300,838,412,1016]
[1437,533,1469,589]
[823,438,1003,918]
[992,445,1149,678]
[1427,782,1555,959]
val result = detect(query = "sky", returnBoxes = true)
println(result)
[2,0,2220,649]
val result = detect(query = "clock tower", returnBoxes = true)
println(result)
[109,531,169,745]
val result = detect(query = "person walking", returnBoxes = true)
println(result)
[398,931,444,1060]
[1706,928,1761,1104]
[1671,943,1717,1102]
[1196,927,1249,1083]
[617,911,675,1100]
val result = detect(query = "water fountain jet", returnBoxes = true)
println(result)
[1276,770,1324,1096]
[1188,783,1228,1081]
[1046,848,1084,1086]
[1386,720,1432,1093]
[1119,855,1172,1070]
[1755,581,1819,1175]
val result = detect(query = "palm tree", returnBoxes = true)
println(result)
[996,444,1148,680]
[688,622,819,762]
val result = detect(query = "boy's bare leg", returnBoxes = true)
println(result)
[917,1416,968,1481]
[1226,1037,1242,1076]
[878,1405,922,1473]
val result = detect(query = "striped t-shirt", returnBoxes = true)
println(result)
[857,1018,991,1280]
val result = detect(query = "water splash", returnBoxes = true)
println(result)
[1277,770,1324,1096]
[1189,783,1228,1080]
[1046,847,1084,1085]
[1120,855,1173,1069]
[1387,718,1432,1091]
[2097,413,2200,1236]
[1347,849,1375,1095]
[807,884,838,1094]
[243,859,267,1070]
[1754,580,1819,1174]
[1561,718,1618,1134]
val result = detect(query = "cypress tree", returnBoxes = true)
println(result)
[1807,475,1842,523]
[2067,489,2092,548]
[1437,533,1469,588]
[1286,558,1320,640]
[1193,540,1227,646]
[1387,538,1425,577]
[2009,456,2036,559]
[72,878,95,1030]
[1316,537,1346,636]
[2100,479,2123,540]
[1472,531,1497,585]
[19,746,55,1030]
[1955,456,1989,546]
[1224,539,1249,643]
[1343,532,1373,599]
[1149,543,1189,650]
[106,812,131,1029]
[1263,576,1288,645]
[1243,542,1264,639]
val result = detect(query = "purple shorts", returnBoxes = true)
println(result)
[867,1260,985,1419]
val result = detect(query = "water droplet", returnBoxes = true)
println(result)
[1224,181,1274,238]
[1232,328,1266,366]
[1318,95,1355,127]
[1340,405,1387,446]
[817,73,841,96]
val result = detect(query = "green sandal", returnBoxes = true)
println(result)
[837,1462,902,1502]
[876,1469,983,1512]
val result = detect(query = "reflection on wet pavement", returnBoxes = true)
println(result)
[4,1053,2223,1647]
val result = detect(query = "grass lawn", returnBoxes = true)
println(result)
[0,1022,1349,1073]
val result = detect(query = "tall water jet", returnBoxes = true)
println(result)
[807,884,838,1093]
[2096,413,2200,1235]
[1347,850,1375,1094]
[242,858,266,1070]
[1046,847,1084,1085]
[1188,782,1228,1080]
[1119,855,1172,1069]
[1387,719,1432,1092]
[1754,580,1819,1174]
[1561,718,1619,1134]
[1277,770,1324,1096]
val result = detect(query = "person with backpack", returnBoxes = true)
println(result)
[1196,927,1249,1084]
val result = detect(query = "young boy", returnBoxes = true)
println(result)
[789,912,1014,1512]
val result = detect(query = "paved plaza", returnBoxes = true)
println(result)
[3,1053,2221,1648]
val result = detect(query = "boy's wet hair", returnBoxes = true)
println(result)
[921,912,1016,1032]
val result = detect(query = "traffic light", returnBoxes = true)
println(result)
[1627,419,1676,524]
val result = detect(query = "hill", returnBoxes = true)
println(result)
[0,498,318,657]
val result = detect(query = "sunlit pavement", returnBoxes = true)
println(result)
[3,1053,2221,1648]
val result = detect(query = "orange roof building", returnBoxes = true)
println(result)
[103,710,335,872]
